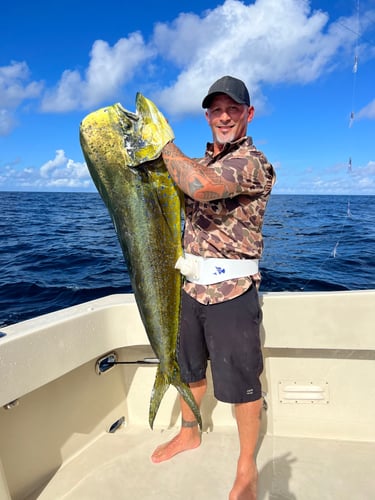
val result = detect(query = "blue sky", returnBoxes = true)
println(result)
[1,0,374,194]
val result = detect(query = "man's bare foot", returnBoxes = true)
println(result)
[229,458,257,500]
[151,426,201,464]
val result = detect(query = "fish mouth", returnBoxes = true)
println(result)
[106,96,161,167]
[122,93,174,167]
[115,103,139,123]
[107,103,144,161]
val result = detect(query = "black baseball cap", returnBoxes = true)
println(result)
[202,75,250,108]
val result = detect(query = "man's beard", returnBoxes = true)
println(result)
[214,129,236,144]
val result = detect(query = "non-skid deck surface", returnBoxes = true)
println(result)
[28,426,375,500]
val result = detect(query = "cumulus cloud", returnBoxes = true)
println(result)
[0,150,93,190]
[37,0,361,118]
[0,61,43,135]
[0,61,43,107]
[1,0,374,194]
[3,0,374,119]
[153,0,363,115]
[41,33,155,112]
[274,160,375,195]
[39,150,92,188]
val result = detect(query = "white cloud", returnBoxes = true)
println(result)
[41,33,155,112]
[356,99,375,120]
[274,160,375,195]
[40,149,68,178]
[2,0,373,120]
[353,161,375,190]
[39,150,92,187]
[0,61,43,107]
[0,61,43,135]
[32,0,373,116]
[0,150,93,190]
[0,109,17,136]
[153,0,360,115]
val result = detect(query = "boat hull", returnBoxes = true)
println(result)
[1,290,375,499]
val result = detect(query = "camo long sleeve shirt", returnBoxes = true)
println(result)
[183,136,275,305]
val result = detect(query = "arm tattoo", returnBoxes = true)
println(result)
[162,142,232,201]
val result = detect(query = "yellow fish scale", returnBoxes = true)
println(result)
[79,95,201,429]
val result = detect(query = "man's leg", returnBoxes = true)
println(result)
[151,379,207,463]
[229,398,262,500]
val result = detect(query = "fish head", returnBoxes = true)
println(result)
[124,93,174,166]
[80,94,174,168]
[79,103,140,178]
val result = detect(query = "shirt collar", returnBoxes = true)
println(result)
[205,136,253,159]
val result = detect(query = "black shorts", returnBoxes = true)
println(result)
[177,285,263,404]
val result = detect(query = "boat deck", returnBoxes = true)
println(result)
[26,425,375,500]
[2,292,375,499]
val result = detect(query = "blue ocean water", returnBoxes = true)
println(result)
[0,191,374,327]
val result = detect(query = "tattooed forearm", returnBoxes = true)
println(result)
[162,142,232,201]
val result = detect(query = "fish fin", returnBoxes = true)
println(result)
[149,367,170,429]
[149,364,202,430]
[172,367,202,430]
[175,382,202,430]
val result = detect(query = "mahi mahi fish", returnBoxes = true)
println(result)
[79,93,201,429]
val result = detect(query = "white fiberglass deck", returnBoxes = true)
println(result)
[25,425,375,500]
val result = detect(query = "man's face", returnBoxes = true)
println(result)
[205,94,254,145]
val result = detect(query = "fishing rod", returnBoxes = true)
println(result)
[95,352,159,375]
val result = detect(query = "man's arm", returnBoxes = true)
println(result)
[162,142,231,201]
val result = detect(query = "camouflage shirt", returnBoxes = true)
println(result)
[183,136,275,305]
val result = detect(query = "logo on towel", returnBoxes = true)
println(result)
[213,266,226,276]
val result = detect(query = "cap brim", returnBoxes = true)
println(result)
[202,91,248,108]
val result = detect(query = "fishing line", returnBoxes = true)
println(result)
[261,1,365,292]
[298,0,361,291]
[334,0,360,241]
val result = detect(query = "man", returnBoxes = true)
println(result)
[151,75,275,500]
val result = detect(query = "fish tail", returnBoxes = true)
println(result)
[174,379,202,430]
[171,361,202,429]
[149,364,202,430]
[149,367,170,429]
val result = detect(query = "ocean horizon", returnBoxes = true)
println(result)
[1,191,374,327]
